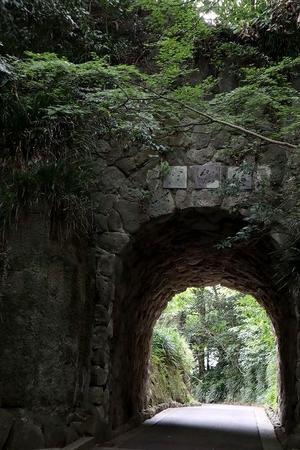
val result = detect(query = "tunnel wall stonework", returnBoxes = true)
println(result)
[0,121,299,448]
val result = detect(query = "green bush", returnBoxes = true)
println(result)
[150,287,278,411]
[149,327,194,406]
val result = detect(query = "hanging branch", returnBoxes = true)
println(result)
[149,91,298,150]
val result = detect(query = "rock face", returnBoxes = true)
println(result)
[0,119,299,449]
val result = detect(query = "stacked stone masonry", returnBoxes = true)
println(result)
[0,118,299,449]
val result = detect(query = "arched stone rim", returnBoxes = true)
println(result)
[110,207,297,433]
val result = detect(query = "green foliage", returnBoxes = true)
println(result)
[0,0,147,63]
[0,52,164,231]
[159,161,171,179]
[152,287,278,410]
[199,0,268,29]
[1,0,300,240]
[212,42,267,74]
[234,294,278,408]
[209,57,300,141]
[0,0,99,60]
[149,327,194,405]
[152,327,194,374]
[245,0,300,58]
[199,0,300,58]
[134,0,212,85]
[149,357,193,406]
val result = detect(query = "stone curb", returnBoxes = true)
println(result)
[255,408,283,450]
[42,436,96,450]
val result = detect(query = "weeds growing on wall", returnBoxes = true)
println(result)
[0,53,165,232]
[149,327,194,406]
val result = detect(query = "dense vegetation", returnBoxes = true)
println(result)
[1,0,299,238]
[149,327,194,406]
[150,287,277,409]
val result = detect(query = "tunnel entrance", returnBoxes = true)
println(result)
[148,286,278,411]
[110,207,297,433]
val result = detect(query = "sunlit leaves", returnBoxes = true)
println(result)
[153,286,277,408]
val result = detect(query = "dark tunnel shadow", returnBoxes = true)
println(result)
[109,407,267,450]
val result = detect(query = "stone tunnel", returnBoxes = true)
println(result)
[0,121,299,449]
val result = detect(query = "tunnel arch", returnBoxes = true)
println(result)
[1,127,299,447]
[110,206,297,434]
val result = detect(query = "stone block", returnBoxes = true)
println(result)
[92,325,109,349]
[212,130,231,149]
[92,347,109,367]
[227,166,253,191]
[92,193,115,213]
[89,387,104,405]
[91,366,108,386]
[97,232,130,254]
[163,166,187,189]
[99,167,126,193]
[116,199,141,233]
[195,133,211,148]
[174,190,189,209]
[148,190,175,218]
[190,163,222,189]
[96,280,115,309]
[94,214,108,232]
[96,249,116,275]
[94,304,110,326]
[116,157,136,175]
[91,334,108,351]
[186,145,215,165]
[191,190,221,207]
[107,210,123,232]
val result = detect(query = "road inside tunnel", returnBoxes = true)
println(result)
[98,405,282,450]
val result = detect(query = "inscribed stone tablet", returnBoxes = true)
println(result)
[191,163,222,189]
[163,166,187,189]
[227,167,252,191]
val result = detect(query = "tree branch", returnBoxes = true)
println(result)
[150,91,298,150]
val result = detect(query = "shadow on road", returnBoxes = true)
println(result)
[102,405,270,450]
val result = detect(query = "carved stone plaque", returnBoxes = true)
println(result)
[163,166,187,189]
[227,167,252,191]
[191,163,222,189]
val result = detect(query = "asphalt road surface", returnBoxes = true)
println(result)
[99,404,282,450]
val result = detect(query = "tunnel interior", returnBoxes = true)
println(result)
[111,207,297,432]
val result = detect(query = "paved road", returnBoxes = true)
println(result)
[99,404,282,450]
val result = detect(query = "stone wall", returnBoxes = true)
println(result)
[0,214,95,448]
[1,119,300,448]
